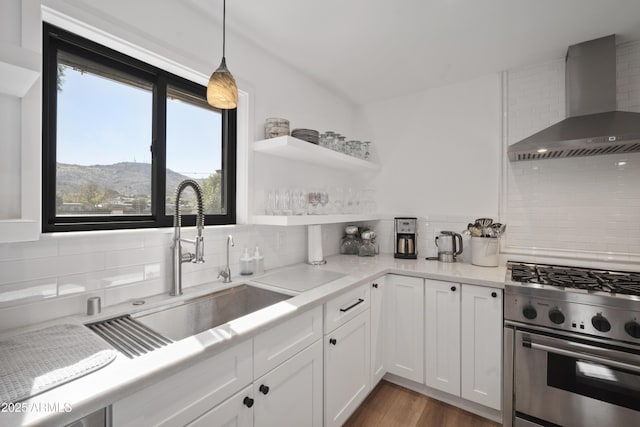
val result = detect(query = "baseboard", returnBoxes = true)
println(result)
[382,373,503,424]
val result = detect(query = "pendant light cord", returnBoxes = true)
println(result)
[222,0,226,58]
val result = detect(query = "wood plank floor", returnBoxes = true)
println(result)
[344,381,501,427]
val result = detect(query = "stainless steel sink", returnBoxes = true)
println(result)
[134,284,293,341]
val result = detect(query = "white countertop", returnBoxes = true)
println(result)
[0,254,506,427]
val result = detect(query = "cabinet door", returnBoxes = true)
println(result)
[425,279,461,396]
[112,340,252,427]
[385,274,424,383]
[461,284,502,410]
[325,309,371,427]
[187,386,253,427]
[254,339,323,427]
[370,278,386,386]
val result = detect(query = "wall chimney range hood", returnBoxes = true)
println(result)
[508,35,640,161]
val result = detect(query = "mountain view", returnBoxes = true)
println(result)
[56,162,222,216]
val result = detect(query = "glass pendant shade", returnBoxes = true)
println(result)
[207,57,238,109]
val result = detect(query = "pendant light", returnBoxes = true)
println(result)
[207,0,238,109]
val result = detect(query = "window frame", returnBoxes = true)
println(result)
[42,23,236,232]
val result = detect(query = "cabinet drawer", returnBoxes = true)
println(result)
[112,339,252,427]
[187,385,253,427]
[254,305,323,379]
[324,283,370,334]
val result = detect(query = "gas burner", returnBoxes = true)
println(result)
[507,261,640,297]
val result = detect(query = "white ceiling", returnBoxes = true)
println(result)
[186,0,640,106]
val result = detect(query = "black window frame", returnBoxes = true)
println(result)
[42,22,236,232]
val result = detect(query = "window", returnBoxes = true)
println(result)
[42,23,236,232]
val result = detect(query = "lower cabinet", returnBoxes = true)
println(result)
[254,340,323,427]
[385,274,424,383]
[424,279,461,396]
[460,283,502,410]
[112,340,253,427]
[324,309,371,427]
[423,279,502,411]
[370,278,386,386]
[187,386,254,427]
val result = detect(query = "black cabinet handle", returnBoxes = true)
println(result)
[491,291,498,298]
[451,286,456,292]
[329,338,337,345]
[243,397,254,408]
[259,384,270,395]
[340,298,364,312]
[372,283,378,288]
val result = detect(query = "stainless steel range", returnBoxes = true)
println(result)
[503,261,640,427]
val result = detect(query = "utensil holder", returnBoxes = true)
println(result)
[470,237,499,267]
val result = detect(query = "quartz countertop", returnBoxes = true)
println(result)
[0,254,506,427]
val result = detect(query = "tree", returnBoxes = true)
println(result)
[201,172,223,214]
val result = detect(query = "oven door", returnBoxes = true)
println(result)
[514,330,640,427]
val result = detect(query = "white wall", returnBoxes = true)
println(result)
[0,0,356,330]
[356,74,502,219]
[354,74,502,256]
[503,40,640,264]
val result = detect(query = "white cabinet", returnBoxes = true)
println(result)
[112,340,253,427]
[424,279,461,396]
[253,340,323,427]
[461,284,502,410]
[370,278,386,386]
[324,309,371,427]
[187,386,253,427]
[385,274,424,383]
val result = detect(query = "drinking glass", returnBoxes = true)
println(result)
[280,188,292,215]
[265,189,275,215]
[332,188,344,214]
[308,191,320,214]
[292,190,307,215]
[319,191,329,214]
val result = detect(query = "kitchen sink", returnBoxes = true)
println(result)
[134,284,293,341]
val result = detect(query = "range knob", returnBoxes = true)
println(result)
[591,314,611,333]
[523,304,537,320]
[548,308,565,324]
[624,321,640,339]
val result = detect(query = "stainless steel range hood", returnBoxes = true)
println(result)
[508,35,640,161]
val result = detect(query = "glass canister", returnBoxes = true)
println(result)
[340,225,360,255]
[358,230,376,257]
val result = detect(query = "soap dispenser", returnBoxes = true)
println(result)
[240,247,253,275]
[253,246,264,275]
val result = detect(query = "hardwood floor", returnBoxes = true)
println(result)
[344,380,501,427]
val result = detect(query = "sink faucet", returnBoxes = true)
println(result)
[218,235,234,283]
[171,179,205,296]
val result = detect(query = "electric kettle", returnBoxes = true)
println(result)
[435,231,463,262]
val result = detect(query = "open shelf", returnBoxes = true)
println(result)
[251,213,382,226]
[253,135,380,172]
[0,42,40,98]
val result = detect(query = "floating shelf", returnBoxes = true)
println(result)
[0,42,40,98]
[253,136,380,172]
[251,213,382,226]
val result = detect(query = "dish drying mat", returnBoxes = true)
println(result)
[0,323,116,404]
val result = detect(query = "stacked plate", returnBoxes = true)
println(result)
[291,128,320,144]
[265,118,290,139]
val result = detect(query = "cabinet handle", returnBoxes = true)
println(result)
[340,298,364,312]
[372,283,378,288]
[259,384,270,395]
[491,291,498,298]
[329,338,337,345]
[451,286,456,292]
[243,397,254,408]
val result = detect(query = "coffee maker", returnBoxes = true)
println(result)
[394,217,417,259]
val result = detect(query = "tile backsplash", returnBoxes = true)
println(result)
[504,39,640,262]
[0,224,343,331]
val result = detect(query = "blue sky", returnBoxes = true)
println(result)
[57,65,222,179]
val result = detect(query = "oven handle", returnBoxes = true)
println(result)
[523,337,640,374]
